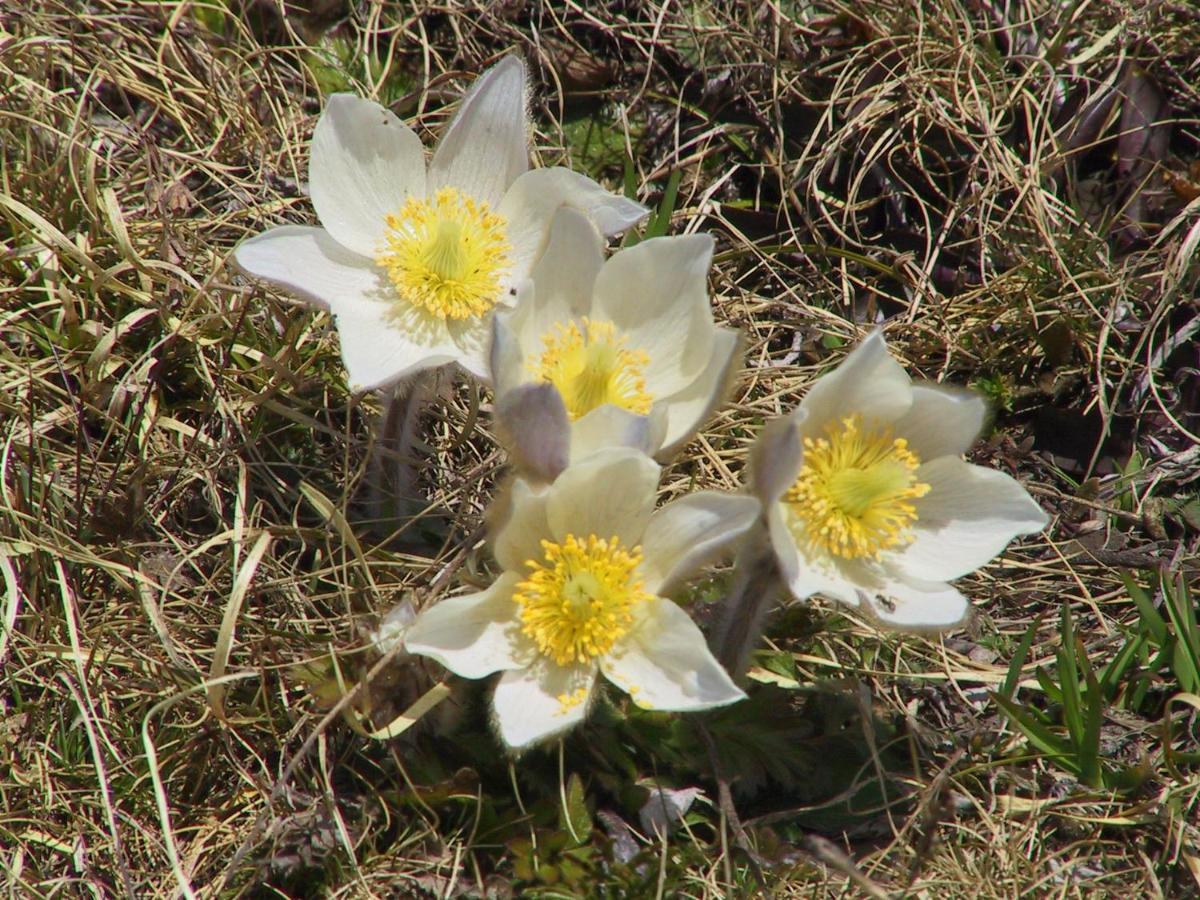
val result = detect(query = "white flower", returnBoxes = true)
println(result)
[233,57,647,392]
[749,332,1048,629]
[490,207,741,462]
[404,447,759,750]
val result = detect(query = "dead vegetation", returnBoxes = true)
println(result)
[2,0,1198,896]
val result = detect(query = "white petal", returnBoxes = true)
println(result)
[798,331,912,434]
[545,448,660,547]
[866,575,969,630]
[493,477,553,572]
[309,94,426,258]
[785,559,863,609]
[233,224,373,309]
[602,598,744,711]
[640,492,761,596]
[507,207,603,355]
[656,328,742,457]
[499,167,648,274]
[429,56,528,208]
[892,384,988,460]
[493,383,570,484]
[895,456,1049,582]
[593,234,715,394]
[771,504,863,607]
[404,574,525,677]
[766,503,802,588]
[780,539,970,632]
[748,414,804,505]
[570,405,667,462]
[492,662,595,749]
[232,226,461,390]
[490,306,527,397]
[441,311,494,382]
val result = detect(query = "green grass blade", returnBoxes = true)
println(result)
[1097,630,1147,700]
[1077,643,1105,787]
[1122,570,1167,645]
[1057,605,1085,743]
[1160,573,1200,693]
[1001,613,1044,701]
[991,693,1079,776]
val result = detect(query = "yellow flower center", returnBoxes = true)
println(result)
[513,534,650,666]
[784,415,930,560]
[376,187,510,321]
[530,318,653,420]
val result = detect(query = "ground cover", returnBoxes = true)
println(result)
[2,1,1198,896]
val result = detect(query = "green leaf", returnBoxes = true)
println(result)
[992,693,1077,774]
[1077,647,1104,787]
[1056,605,1085,743]
[1035,666,1063,705]
[642,169,682,241]
[560,772,592,846]
[1097,630,1147,700]
[1001,613,1044,700]
[1122,570,1166,645]
[1162,573,1200,693]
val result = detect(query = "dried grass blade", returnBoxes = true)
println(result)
[208,530,272,721]
[0,552,22,666]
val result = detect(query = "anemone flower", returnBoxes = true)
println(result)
[749,332,1048,629]
[404,447,759,750]
[233,57,646,392]
[490,207,741,463]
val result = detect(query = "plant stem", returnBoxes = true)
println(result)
[710,522,785,681]
[367,368,445,543]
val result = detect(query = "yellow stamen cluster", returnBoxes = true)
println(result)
[376,187,510,321]
[555,686,590,714]
[513,534,650,666]
[785,415,930,560]
[530,318,653,420]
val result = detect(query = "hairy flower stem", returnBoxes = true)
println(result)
[710,520,786,681]
[367,369,449,545]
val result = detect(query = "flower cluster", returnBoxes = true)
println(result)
[234,56,1048,751]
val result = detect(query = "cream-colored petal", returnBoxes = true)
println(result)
[569,405,667,462]
[894,456,1048,582]
[507,207,602,356]
[441,309,494,382]
[747,414,805,505]
[772,504,865,607]
[798,330,912,435]
[309,94,426,258]
[499,167,648,275]
[655,328,742,458]
[592,234,716,394]
[602,598,744,711]
[893,384,988,460]
[403,573,525,678]
[232,226,460,391]
[492,661,595,750]
[640,492,761,596]
[233,224,373,310]
[336,296,463,391]
[545,447,659,547]
[493,383,570,484]
[766,503,802,588]
[784,542,970,631]
[493,477,553,572]
[785,560,864,609]
[428,56,528,208]
[865,574,969,630]
[490,305,527,397]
